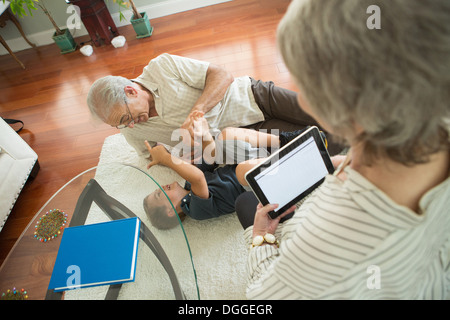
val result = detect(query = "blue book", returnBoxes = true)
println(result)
[48,217,140,292]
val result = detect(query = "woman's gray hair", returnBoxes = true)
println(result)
[87,75,134,121]
[277,0,450,165]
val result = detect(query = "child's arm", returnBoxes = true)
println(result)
[145,141,209,199]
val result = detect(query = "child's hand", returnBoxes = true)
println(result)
[145,141,170,169]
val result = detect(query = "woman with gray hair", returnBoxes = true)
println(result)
[242,0,450,299]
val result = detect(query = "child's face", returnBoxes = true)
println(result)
[147,182,185,209]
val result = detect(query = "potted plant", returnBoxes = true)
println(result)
[113,0,153,38]
[4,0,77,54]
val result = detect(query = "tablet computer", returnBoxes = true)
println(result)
[244,126,335,219]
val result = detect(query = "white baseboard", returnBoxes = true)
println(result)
[0,0,231,55]
[117,0,231,26]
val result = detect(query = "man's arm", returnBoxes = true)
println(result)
[193,63,234,113]
[145,141,209,199]
[181,64,234,129]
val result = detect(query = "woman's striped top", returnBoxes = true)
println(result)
[244,166,450,299]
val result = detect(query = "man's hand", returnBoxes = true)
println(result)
[190,111,213,142]
[179,63,233,145]
[178,111,215,163]
[180,110,210,144]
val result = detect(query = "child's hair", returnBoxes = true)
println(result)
[143,194,181,230]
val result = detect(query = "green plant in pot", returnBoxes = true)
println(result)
[113,0,153,38]
[3,0,77,54]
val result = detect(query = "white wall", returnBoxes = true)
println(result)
[0,0,231,55]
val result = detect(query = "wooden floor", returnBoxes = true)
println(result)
[0,0,294,266]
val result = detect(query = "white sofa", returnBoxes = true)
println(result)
[0,118,39,231]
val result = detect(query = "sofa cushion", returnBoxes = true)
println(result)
[0,118,38,231]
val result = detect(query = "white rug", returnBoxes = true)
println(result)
[64,133,248,300]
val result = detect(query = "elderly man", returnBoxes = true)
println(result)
[87,53,324,157]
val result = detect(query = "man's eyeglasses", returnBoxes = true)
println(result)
[116,100,135,129]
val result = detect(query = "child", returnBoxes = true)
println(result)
[143,111,313,229]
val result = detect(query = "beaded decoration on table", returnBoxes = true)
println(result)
[34,209,68,243]
[1,288,28,300]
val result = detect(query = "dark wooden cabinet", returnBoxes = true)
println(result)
[66,0,119,46]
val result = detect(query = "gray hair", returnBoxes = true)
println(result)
[277,0,450,165]
[87,75,133,121]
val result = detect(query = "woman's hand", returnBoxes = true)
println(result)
[331,155,347,169]
[252,203,296,239]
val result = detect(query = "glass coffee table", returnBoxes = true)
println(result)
[0,163,199,300]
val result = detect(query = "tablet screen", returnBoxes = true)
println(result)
[254,136,328,211]
[245,127,334,218]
